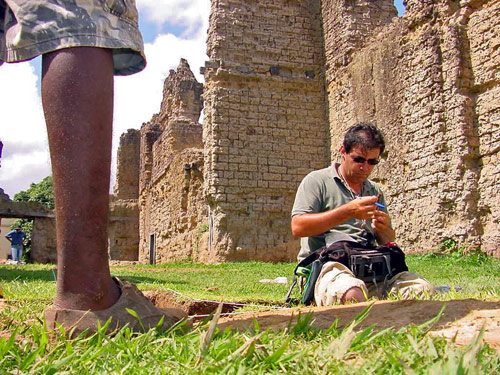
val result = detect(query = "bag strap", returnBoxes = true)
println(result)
[284,250,323,304]
[301,259,323,305]
[285,240,374,304]
[284,277,298,304]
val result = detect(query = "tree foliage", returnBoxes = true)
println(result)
[10,176,53,261]
[13,176,54,210]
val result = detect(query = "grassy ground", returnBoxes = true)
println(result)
[0,253,499,374]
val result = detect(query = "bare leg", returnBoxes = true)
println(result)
[342,287,366,303]
[42,47,119,310]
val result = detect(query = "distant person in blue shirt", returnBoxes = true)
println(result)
[5,226,26,264]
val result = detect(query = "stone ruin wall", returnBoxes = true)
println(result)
[202,0,329,262]
[109,129,141,261]
[325,0,500,255]
[30,217,57,263]
[469,0,500,254]
[138,60,207,263]
[115,0,499,263]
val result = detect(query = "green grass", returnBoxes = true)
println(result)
[407,253,500,300]
[111,261,295,303]
[0,254,499,374]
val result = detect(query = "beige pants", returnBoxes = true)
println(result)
[314,261,434,306]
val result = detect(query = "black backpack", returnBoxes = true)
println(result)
[285,241,409,305]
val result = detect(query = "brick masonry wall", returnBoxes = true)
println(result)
[138,60,207,262]
[108,200,139,261]
[111,128,141,261]
[469,0,500,254]
[139,148,206,263]
[31,217,56,263]
[114,129,140,200]
[325,0,499,255]
[322,0,396,74]
[203,0,329,261]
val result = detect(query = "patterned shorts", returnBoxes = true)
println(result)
[0,0,145,75]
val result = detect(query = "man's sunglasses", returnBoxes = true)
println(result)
[350,155,380,165]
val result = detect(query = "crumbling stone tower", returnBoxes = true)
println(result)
[202,0,329,261]
[109,129,141,261]
[138,59,206,263]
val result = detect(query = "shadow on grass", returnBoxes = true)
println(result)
[0,266,55,282]
[113,273,188,287]
[0,266,188,287]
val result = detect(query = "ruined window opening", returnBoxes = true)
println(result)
[149,233,156,265]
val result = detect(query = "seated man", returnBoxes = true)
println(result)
[291,123,433,306]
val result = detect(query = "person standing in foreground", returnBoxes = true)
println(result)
[5,226,26,264]
[1,0,186,334]
[291,123,433,306]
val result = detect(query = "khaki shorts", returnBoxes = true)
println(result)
[314,261,434,306]
[0,0,145,75]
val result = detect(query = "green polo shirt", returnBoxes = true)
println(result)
[291,164,390,261]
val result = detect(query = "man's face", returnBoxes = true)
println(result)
[340,145,381,185]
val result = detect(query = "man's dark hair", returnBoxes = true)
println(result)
[343,122,385,154]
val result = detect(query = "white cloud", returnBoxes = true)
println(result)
[113,32,208,137]
[0,61,51,198]
[137,0,210,36]
[111,30,208,183]
[0,1,210,198]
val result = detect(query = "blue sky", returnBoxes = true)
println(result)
[0,1,405,197]
[395,0,405,16]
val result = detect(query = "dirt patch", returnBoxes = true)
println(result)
[215,299,500,351]
[143,290,241,316]
[142,291,500,350]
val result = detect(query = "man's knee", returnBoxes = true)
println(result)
[387,271,434,299]
[342,286,367,303]
[315,262,368,306]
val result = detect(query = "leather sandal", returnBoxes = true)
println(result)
[45,277,188,336]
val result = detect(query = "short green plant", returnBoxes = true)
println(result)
[0,300,498,374]
[433,238,491,267]
[440,238,458,252]
[197,223,209,235]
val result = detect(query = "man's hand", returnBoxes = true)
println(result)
[291,195,379,238]
[348,196,378,220]
[371,210,390,232]
[371,210,396,244]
